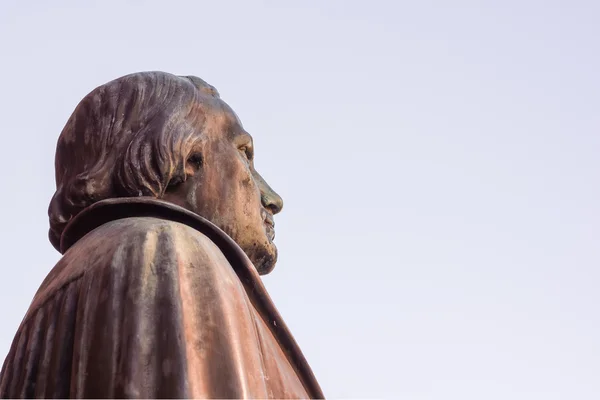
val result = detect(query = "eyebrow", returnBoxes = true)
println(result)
[233,131,253,145]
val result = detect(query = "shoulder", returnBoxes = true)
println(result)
[75,216,228,265]
[93,216,224,255]
[29,217,237,321]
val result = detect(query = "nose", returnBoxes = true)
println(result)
[256,172,283,215]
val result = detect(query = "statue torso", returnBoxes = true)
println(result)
[0,199,323,399]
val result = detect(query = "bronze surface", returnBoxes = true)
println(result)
[0,72,323,399]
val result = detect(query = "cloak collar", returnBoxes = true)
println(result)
[59,197,324,399]
[61,197,234,255]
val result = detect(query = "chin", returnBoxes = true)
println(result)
[251,241,278,275]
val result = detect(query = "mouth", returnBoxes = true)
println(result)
[262,210,275,241]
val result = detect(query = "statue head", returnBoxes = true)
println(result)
[49,71,284,274]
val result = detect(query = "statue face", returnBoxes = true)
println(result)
[163,96,283,275]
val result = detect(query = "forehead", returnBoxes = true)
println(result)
[194,95,248,141]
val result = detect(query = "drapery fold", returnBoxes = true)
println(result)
[0,198,323,399]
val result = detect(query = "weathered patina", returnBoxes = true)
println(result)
[0,72,323,398]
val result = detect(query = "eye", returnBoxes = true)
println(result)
[239,145,253,161]
[187,152,203,168]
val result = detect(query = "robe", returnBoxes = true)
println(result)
[0,198,324,399]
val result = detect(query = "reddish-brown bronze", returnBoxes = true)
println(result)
[0,72,324,399]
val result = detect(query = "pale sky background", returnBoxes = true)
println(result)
[0,1,599,398]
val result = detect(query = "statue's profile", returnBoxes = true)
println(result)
[0,72,324,399]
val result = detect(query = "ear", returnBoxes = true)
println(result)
[166,152,203,191]
[185,152,203,176]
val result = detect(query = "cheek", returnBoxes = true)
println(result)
[187,150,229,217]
[225,169,265,245]
[234,168,262,222]
[198,149,261,225]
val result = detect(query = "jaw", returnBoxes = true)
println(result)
[246,240,278,275]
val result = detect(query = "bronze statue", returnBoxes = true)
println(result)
[0,72,324,399]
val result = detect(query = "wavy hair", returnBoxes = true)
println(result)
[48,71,220,252]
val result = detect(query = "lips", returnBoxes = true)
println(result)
[262,210,275,241]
